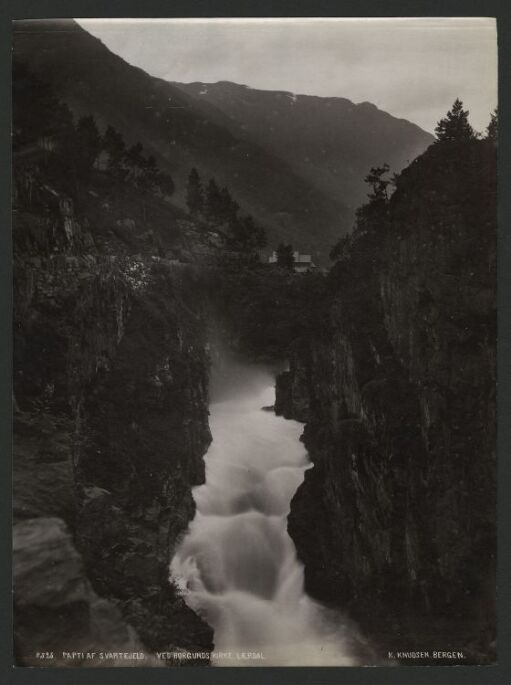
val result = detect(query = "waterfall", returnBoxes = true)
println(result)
[170,360,358,666]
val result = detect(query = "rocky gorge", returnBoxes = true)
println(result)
[13,160,216,665]
[11,24,497,667]
[13,136,497,666]
[276,138,497,663]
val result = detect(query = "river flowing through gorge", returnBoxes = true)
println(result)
[170,359,360,666]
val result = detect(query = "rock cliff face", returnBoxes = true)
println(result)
[13,517,162,667]
[13,165,214,664]
[277,139,497,662]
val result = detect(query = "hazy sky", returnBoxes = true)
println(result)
[77,18,497,133]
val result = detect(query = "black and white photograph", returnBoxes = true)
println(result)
[11,15,498,668]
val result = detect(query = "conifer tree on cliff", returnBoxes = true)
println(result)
[248,216,267,250]
[364,163,391,202]
[157,170,175,198]
[276,243,295,270]
[75,115,101,174]
[102,125,126,168]
[186,168,204,215]
[219,186,239,223]
[435,98,475,142]
[126,142,145,170]
[143,154,159,189]
[230,215,267,250]
[205,178,222,222]
[486,108,498,144]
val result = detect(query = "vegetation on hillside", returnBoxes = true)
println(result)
[13,71,496,369]
[329,99,497,273]
[13,19,355,262]
[186,167,267,252]
[13,60,174,202]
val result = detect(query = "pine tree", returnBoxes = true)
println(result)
[227,214,263,250]
[13,61,74,153]
[330,234,350,262]
[253,221,267,249]
[219,186,239,223]
[205,178,222,221]
[186,168,204,215]
[126,142,144,168]
[486,108,498,144]
[276,243,294,270]
[158,171,175,198]
[435,99,475,143]
[102,125,126,167]
[144,155,159,187]
[242,216,266,249]
[75,115,101,173]
[364,164,391,202]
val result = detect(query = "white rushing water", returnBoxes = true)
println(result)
[170,360,357,666]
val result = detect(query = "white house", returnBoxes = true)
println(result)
[268,250,316,273]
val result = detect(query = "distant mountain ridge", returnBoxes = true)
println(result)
[13,19,433,261]
[173,80,434,212]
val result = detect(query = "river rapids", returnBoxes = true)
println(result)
[170,360,358,666]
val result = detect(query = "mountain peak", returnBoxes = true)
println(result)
[13,20,433,262]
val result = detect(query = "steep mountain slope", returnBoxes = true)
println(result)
[175,80,434,211]
[13,19,351,262]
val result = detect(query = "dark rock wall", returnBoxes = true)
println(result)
[13,517,163,667]
[277,140,497,660]
[13,170,214,663]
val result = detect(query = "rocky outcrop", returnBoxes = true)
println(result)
[13,167,214,664]
[277,139,497,662]
[13,517,160,667]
